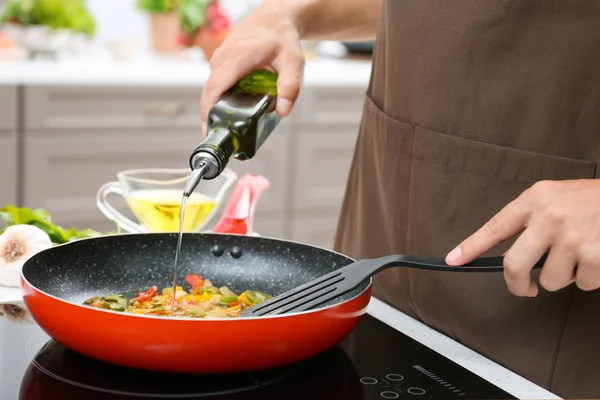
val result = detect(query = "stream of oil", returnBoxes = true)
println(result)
[170,194,188,314]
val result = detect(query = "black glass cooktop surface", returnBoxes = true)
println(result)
[12,314,515,400]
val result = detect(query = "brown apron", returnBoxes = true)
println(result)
[334,1,600,398]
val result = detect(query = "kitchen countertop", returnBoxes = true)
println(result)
[0,287,560,400]
[0,57,372,87]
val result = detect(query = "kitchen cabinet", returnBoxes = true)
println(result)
[24,85,204,130]
[0,86,17,130]
[292,124,359,212]
[10,82,366,245]
[0,133,17,207]
[298,87,366,125]
[0,86,18,208]
[290,212,342,250]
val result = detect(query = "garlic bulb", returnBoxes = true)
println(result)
[0,225,52,287]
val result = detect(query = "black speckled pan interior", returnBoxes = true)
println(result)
[22,233,369,313]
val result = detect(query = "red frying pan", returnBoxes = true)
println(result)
[20,174,371,374]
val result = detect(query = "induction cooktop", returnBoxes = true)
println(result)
[11,314,515,400]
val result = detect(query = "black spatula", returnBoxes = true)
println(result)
[241,253,548,317]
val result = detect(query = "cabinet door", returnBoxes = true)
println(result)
[0,86,17,130]
[290,212,341,250]
[24,86,203,130]
[253,214,288,239]
[298,87,365,125]
[226,124,292,214]
[292,125,359,212]
[23,128,201,233]
[0,132,17,207]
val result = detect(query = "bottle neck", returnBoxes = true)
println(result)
[189,127,234,179]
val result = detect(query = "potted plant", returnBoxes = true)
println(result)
[136,0,181,52]
[1,0,96,58]
[179,0,229,60]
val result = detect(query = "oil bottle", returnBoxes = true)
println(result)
[184,70,281,196]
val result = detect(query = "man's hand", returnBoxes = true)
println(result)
[445,179,600,296]
[199,0,382,136]
[200,1,305,136]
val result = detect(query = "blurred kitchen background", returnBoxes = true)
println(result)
[0,0,373,249]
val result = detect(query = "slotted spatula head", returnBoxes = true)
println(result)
[241,253,548,317]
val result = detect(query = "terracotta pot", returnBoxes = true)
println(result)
[191,26,229,60]
[149,12,181,52]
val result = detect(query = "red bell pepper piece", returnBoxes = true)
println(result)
[133,285,158,302]
[186,274,204,292]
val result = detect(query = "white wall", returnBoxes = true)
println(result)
[85,0,261,45]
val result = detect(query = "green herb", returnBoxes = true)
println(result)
[136,0,179,13]
[0,205,104,244]
[1,0,97,36]
[179,0,209,35]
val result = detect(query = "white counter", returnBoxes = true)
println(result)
[0,57,372,87]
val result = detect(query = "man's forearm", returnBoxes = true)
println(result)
[265,0,382,41]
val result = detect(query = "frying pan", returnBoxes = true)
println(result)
[21,232,370,374]
[20,174,370,374]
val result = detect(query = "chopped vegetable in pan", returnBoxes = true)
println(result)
[82,274,272,318]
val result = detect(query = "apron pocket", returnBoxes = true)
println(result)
[412,126,597,185]
[407,125,597,257]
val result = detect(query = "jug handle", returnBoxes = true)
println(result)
[212,173,270,236]
[96,182,147,234]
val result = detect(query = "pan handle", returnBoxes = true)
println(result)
[350,253,548,277]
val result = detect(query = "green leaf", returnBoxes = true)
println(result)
[0,205,103,244]
[179,0,208,34]
[136,0,179,13]
[1,0,96,37]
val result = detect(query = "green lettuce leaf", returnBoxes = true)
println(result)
[0,205,103,244]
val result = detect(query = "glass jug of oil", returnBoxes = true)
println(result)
[96,168,237,233]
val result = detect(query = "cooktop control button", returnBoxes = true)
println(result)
[360,377,378,385]
[407,387,426,395]
[386,373,404,381]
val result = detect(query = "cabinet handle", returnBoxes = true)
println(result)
[142,102,185,117]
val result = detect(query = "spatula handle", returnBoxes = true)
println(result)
[351,253,548,278]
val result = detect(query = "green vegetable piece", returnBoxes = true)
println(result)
[109,303,126,312]
[245,291,273,305]
[83,296,100,305]
[220,296,239,304]
[189,309,203,318]
[199,286,220,295]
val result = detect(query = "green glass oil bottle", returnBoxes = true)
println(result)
[184,70,282,196]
